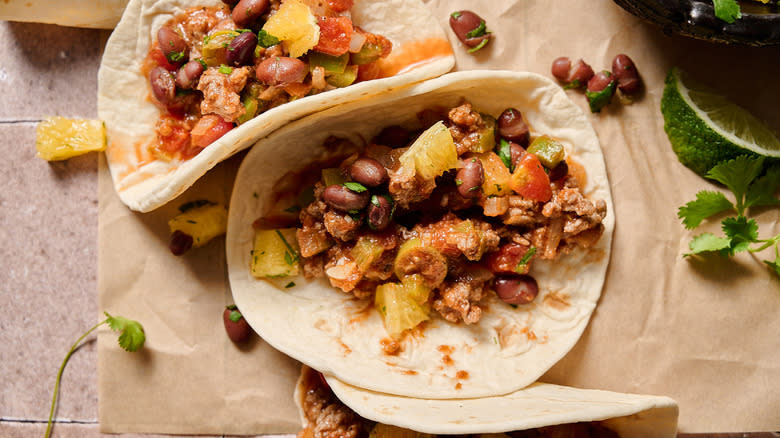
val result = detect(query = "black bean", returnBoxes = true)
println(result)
[548,160,568,181]
[611,54,641,95]
[551,57,571,82]
[449,10,490,48]
[169,230,193,256]
[587,71,614,93]
[157,26,188,65]
[349,157,388,187]
[175,60,204,89]
[367,195,392,230]
[150,66,176,106]
[456,158,484,198]
[255,57,307,86]
[322,184,370,212]
[494,275,539,305]
[509,142,526,169]
[232,0,269,27]
[374,125,410,148]
[498,108,530,146]
[227,31,257,66]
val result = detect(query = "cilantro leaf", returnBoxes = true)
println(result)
[515,246,537,273]
[498,138,513,171]
[721,216,759,255]
[257,30,280,48]
[764,258,780,277]
[344,181,367,193]
[685,232,731,256]
[745,165,780,208]
[105,312,146,352]
[706,156,764,214]
[465,20,487,38]
[678,190,734,229]
[712,0,742,23]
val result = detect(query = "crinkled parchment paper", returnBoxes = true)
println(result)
[99,0,780,433]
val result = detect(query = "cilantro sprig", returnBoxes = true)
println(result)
[678,156,780,275]
[46,312,145,438]
[712,0,742,23]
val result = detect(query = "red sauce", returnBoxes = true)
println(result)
[456,370,469,380]
[377,37,453,77]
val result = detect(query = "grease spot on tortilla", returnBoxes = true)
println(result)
[437,345,455,367]
[380,338,401,356]
[403,369,418,375]
[543,291,571,311]
[456,370,469,380]
[337,339,352,355]
[455,382,462,390]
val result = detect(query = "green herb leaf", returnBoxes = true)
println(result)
[105,312,146,352]
[745,165,780,208]
[229,310,243,322]
[219,64,233,74]
[685,232,731,256]
[677,190,734,229]
[498,138,512,171]
[722,216,759,255]
[455,179,464,186]
[515,246,537,273]
[257,30,280,48]
[563,79,581,90]
[166,51,185,62]
[344,181,368,193]
[450,11,461,19]
[706,156,764,215]
[465,20,487,38]
[197,58,208,69]
[284,251,294,266]
[179,199,212,213]
[467,38,490,53]
[585,76,616,113]
[284,205,301,213]
[712,0,742,23]
[275,230,299,264]
[285,281,296,288]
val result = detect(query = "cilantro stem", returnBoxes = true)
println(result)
[748,234,780,253]
[46,318,108,438]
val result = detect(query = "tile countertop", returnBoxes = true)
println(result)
[0,19,776,438]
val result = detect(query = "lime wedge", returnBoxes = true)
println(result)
[36,117,106,161]
[661,67,780,176]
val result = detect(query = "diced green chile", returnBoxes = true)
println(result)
[585,77,616,113]
[527,136,565,169]
[309,52,349,74]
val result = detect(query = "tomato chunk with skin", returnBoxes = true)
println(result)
[314,16,353,56]
[509,153,552,202]
[485,242,534,275]
[191,115,233,149]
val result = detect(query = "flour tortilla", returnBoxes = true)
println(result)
[0,0,128,28]
[227,71,615,399]
[301,366,678,437]
[97,0,454,212]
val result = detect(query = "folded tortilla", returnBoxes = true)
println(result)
[0,0,128,28]
[227,71,615,399]
[97,0,454,212]
[306,367,678,437]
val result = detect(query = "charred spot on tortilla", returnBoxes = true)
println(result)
[250,101,607,342]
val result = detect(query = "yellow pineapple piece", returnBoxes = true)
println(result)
[398,121,458,181]
[262,0,319,58]
[36,117,106,161]
[476,151,512,196]
[251,228,300,278]
[168,202,228,248]
[369,423,435,438]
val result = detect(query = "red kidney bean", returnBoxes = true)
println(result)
[587,70,614,93]
[494,275,539,305]
[568,59,594,86]
[222,0,239,5]
[150,66,176,106]
[256,57,307,86]
[175,60,205,89]
[551,57,571,82]
[449,10,490,48]
[223,306,253,343]
[374,125,409,148]
[322,184,370,212]
[169,230,193,256]
[349,157,388,187]
[497,108,530,146]
[157,27,188,65]
[611,54,641,95]
[227,31,257,66]
[548,159,568,181]
[509,142,526,168]
[456,158,484,198]
[367,195,392,230]
[232,0,269,27]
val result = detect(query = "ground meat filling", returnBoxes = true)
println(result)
[299,368,368,438]
[197,66,250,122]
[288,102,606,326]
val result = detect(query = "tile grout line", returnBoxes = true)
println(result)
[0,417,98,424]
[0,120,42,125]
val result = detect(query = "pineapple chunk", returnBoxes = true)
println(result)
[369,423,435,438]
[168,202,228,248]
[36,117,106,161]
[251,228,300,278]
[262,0,319,58]
[398,121,458,181]
[476,151,512,196]
[375,282,430,338]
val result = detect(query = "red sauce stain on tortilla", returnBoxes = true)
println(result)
[520,326,538,341]
[336,339,352,355]
[543,291,571,311]
[380,338,402,356]
[437,345,455,366]
[437,345,454,355]
[377,38,453,77]
[403,369,418,375]
[567,158,587,188]
[456,370,469,380]
[441,354,454,367]
[455,382,462,390]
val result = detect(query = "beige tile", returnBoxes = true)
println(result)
[0,123,99,420]
[0,21,110,120]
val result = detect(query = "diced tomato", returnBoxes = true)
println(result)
[157,124,191,160]
[357,61,382,82]
[283,81,313,98]
[508,153,552,202]
[150,44,180,71]
[314,16,353,56]
[326,0,353,13]
[485,243,534,275]
[191,115,234,149]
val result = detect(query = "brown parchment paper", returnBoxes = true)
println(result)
[99,0,780,434]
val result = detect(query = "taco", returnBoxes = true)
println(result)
[226,71,615,399]
[97,0,454,212]
[294,365,678,438]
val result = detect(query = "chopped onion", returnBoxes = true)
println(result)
[348,32,366,53]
